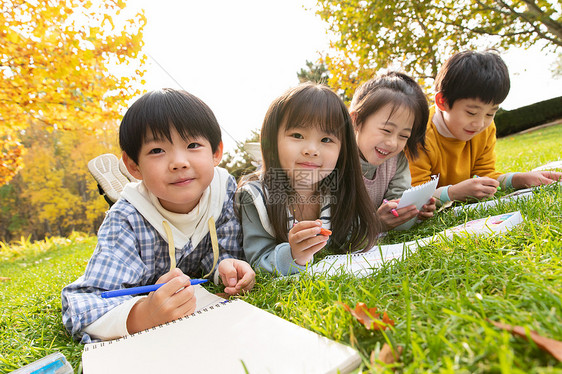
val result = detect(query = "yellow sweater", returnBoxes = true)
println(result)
[408,106,502,187]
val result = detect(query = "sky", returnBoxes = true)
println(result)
[128,0,562,153]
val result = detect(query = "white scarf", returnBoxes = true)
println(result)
[121,167,230,249]
[432,107,456,138]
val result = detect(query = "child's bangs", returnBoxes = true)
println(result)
[386,92,416,121]
[145,113,208,145]
[144,91,221,150]
[358,89,413,125]
[283,89,346,139]
[364,88,406,114]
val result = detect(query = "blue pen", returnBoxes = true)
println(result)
[101,279,208,298]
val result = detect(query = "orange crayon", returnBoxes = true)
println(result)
[319,228,332,236]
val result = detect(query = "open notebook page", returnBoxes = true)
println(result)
[82,287,361,374]
[394,175,439,230]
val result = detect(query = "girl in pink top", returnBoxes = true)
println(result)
[350,72,436,230]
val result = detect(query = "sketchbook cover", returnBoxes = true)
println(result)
[443,211,523,237]
[82,289,361,374]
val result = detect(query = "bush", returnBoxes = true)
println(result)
[495,96,562,137]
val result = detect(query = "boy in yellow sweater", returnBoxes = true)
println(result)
[408,50,561,204]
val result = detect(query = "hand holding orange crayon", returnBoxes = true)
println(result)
[293,217,331,236]
[289,220,330,266]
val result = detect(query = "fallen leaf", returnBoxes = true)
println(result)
[0,277,10,282]
[340,302,395,330]
[371,343,403,370]
[437,200,454,213]
[489,320,562,361]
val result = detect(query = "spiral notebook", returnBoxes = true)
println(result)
[310,238,435,277]
[310,211,523,277]
[394,174,439,230]
[81,287,361,374]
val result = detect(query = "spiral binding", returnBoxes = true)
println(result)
[84,299,234,351]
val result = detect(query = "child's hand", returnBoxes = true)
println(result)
[127,268,196,334]
[288,220,330,266]
[511,171,562,189]
[418,197,436,220]
[449,177,498,201]
[377,199,418,230]
[218,258,255,295]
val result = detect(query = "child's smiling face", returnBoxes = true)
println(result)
[276,123,341,192]
[438,95,499,142]
[355,104,413,167]
[124,127,222,214]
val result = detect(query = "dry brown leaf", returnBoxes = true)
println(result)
[340,302,395,331]
[0,277,10,282]
[437,200,454,213]
[371,343,403,370]
[489,320,562,361]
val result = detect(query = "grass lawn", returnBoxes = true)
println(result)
[1,124,561,373]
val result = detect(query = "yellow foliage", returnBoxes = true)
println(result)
[0,129,25,185]
[1,119,120,240]
[320,47,377,105]
[0,0,146,185]
[315,0,561,101]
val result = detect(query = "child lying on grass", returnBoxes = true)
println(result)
[62,89,255,343]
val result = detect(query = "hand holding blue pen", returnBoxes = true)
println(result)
[101,278,208,298]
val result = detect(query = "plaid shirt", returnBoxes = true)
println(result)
[61,177,243,343]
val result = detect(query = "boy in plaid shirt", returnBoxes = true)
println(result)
[62,89,255,343]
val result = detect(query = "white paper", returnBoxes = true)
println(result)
[394,175,439,230]
[82,289,361,374]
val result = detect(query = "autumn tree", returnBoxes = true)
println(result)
[0,177,27,240]
[0,0,146,185]
[314,0,562,98]
[0,119,121,242]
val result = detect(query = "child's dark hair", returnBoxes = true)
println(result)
[254,82,380,252]
[350,71,429,158]
[119,88,222,163]
[435,50,510,108]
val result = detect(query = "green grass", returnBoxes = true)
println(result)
[1,125,561,373]
[0,234,94,372]
[495,121,562,171]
